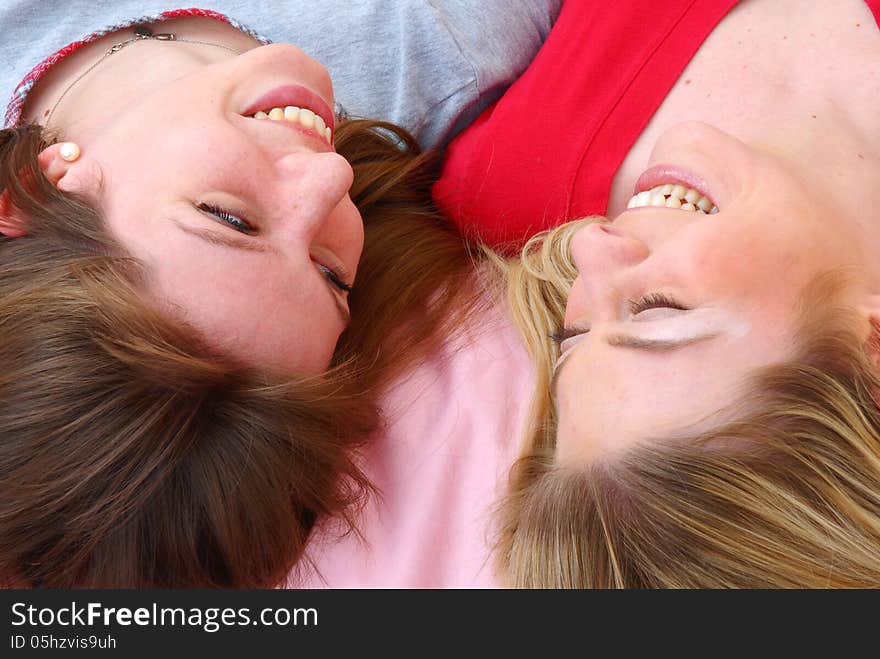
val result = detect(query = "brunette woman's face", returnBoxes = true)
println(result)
[553,121,880,464]
[52,44,363,374]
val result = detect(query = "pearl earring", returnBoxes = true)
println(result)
[59,142,80,162]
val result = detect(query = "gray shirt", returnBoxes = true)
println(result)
[0,0,561,148]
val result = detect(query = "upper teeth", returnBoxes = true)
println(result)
[627,184,719,214]
[251,106,332,143]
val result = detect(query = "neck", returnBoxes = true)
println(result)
[608,0,880,219]
[779,107,880,288]
[23,16,261,129]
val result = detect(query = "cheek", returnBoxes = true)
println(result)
[150,256,342,374]
[691,229,758,278]
[119,119,260,194]
[191,288,342,374]
[682,226,792,305]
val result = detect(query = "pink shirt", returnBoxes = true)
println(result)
[291,304,532,588]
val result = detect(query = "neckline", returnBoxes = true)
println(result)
[5,8,271,128]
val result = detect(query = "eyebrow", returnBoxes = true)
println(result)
[173,219,272,253]
[549,331,720,400]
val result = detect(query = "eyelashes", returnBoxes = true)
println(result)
[316,263,353,293]
[197,202,256,235]
[196,202,354,294]
[550,326,587,345]
[551,292,688,343]
[628,292,687,315]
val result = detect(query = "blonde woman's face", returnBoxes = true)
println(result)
[554,121,880,465]
[54,44,363,375]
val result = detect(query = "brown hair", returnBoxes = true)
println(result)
[0,119,475,588]
[332,120,481,387]
[495,225,880,588]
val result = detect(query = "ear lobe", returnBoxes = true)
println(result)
[37,142,78,189]
[858,295,880,367]
[2,142,92,239]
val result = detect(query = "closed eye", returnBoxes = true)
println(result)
[551,325,590,356]
[316,263,353,293]
[628,292,688,316]
[551,326,589,345]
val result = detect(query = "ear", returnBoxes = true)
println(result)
[858,295,880,367]
[1,143,96,239]
[37,142,80,191]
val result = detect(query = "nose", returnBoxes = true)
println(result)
[274,150,356,237]
[564,220,651,327]
[569,221,650,278]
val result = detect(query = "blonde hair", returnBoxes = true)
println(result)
[494,223,880,588]
[482,218,592,453]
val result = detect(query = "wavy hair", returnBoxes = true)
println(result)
[0,119,475,588]
[495,223,880,588]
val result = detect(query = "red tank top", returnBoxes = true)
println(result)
[433,0,880,250]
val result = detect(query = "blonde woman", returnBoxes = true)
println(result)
[302,114,880,588]
[497,186,880,586]
[306,0,880,587]
[431,0,880,587]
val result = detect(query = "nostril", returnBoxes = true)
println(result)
[591,221,621,237]
[572,219,649,268]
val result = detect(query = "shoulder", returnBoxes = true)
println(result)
[264,0,563,147]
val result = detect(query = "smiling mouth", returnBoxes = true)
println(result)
[247,105,332,144]
[626,183,719,214]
